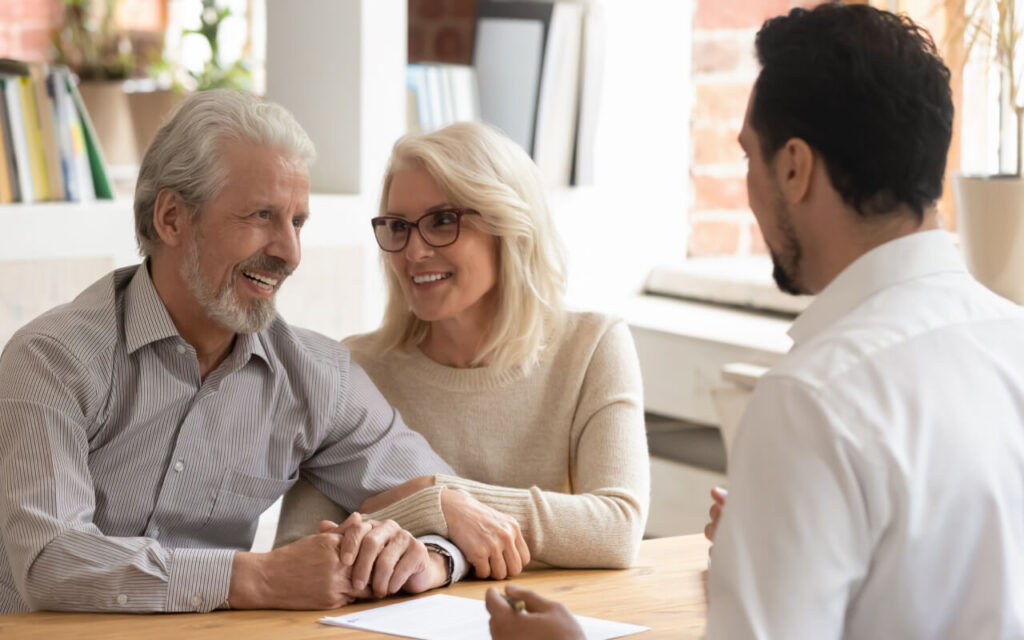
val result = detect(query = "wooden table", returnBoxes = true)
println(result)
[0,534,710,639]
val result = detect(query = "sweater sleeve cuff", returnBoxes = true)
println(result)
[166,548,235,613]
[435,474,533,514]
[364,483,449,537]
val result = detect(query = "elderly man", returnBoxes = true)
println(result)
[487,3,1024,638]
[0,90,467,613]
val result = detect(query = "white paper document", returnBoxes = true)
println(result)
[318,594,649,640]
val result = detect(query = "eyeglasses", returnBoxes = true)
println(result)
[370,209,480,252]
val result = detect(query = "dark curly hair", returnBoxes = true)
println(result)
[751,2,954,221]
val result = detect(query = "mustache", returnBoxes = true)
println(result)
[237,254,294,278]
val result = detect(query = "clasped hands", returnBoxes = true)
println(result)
[360,475,531,580]
[228,512,447,610]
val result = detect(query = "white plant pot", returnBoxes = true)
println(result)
[952,174,1024,305]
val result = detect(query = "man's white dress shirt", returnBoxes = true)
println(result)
[707,231,1024,639]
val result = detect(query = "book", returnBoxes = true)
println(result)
[531,2,583,186]
[474,1,586,185]
[572,1,605,186]
[473,1,554,156]
[406,63,480,134]
[0,87,16,203]
[406,64,430,133]
[16,73,50,200]
[445,64,480,124]
[0,74,34,202]
[49,66,94,202]
[27,62,65,201]
[64,73,112,199]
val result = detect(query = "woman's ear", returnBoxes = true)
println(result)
[152,189,189,248]
[774,137,815,205]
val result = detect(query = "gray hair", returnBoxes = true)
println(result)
[133,89,316,257]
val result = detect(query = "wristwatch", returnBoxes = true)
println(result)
[423,541,454,587]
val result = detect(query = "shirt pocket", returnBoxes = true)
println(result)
[202,468,295,549]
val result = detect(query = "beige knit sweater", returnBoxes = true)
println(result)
[274,311,650,568]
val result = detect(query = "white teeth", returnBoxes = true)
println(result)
[412,273,452,284]
[244,271,279,289]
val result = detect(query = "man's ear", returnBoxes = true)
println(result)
[152,189,190,248]
[774,138,815,205]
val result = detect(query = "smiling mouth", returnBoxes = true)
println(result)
[242,271,280,291]
[412,273,452,284]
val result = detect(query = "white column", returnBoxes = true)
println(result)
[264,0,406,195]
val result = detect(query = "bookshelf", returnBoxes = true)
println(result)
[0,0,693,343]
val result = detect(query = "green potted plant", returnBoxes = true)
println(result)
[945,0,1024,303]
[156,0,254,93]
[52,0,140,165]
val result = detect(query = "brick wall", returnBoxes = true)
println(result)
[0,0,164,63]
[0,0,63,62]
[408,0,477,64]
[689,0,826,258]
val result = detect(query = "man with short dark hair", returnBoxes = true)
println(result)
[486,4,1024,638]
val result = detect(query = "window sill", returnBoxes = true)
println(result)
[645,255,813,316]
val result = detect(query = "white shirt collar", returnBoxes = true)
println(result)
[787,230,966,345]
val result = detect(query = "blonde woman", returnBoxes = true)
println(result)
[276,122,649,576]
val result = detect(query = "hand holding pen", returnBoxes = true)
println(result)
[485,584,585,640]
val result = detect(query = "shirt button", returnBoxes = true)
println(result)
[176,344,186,354]
[191,595,203,608]
[173,461,185,472]
[117,594,128,605]
[150,527,159,538]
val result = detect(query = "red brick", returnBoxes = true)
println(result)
[696,0,790,30]
[694,82,751,123]
[693,37,744,75]
[118,0,163,31]
[693,174,748,211]
[689,218,742,257]
[450,0,477,19]
[408,24,427,62]
[749,220,769,255]
[409,0,446,21]
[693,125,744,166]
[433,24,471,64]
[16,25,55,62]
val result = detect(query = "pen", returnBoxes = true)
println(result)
[503,594,526,613]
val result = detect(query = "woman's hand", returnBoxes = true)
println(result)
[485,584,584,640]
[441,488,530,579]
[359,475,436,513]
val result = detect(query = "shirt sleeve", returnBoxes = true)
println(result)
[374,320,650,569]
[706,375,886,639]
[299,359,454,519]
[0,333,234,613]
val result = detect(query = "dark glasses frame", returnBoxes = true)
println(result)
[370,209,480,252]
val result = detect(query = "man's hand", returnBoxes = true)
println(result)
[485,584,584,640]
[228,532,371,610]
[359,475,435,513]
[441,488,530,579]
[704,486,728,548]
[320,512,447,598]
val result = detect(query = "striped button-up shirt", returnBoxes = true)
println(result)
[0,264,453,613]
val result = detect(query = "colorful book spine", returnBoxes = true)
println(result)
[1,75,34,203]
[17,75,49,201]
[0,88,15,203]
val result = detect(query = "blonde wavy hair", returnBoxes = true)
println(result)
[373,122,567,371]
